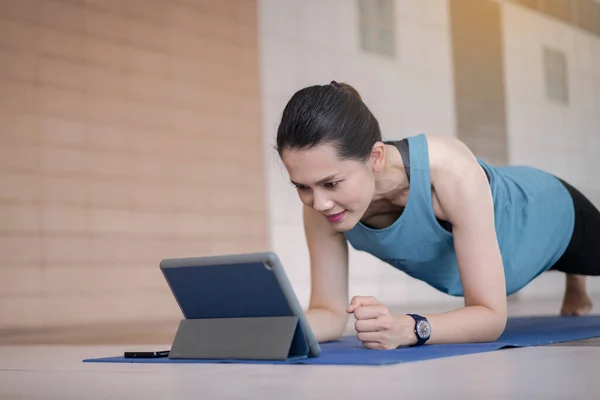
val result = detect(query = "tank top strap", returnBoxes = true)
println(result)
[406,134,434,207]
[384,138,411,183]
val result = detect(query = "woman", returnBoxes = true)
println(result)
[275,81,600,350]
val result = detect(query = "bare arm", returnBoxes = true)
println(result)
[302,204,350,342]
[422,135,508,344]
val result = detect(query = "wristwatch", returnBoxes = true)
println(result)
[407,314,431,346]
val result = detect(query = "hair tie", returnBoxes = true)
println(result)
[330,80,341,89]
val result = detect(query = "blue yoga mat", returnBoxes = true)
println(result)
[83,315,600,366]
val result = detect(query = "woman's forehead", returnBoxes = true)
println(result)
[282,145,361,183]
[282,144,339,165]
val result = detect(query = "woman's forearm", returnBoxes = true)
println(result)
[305,307,348,343]
[414,305,507,345]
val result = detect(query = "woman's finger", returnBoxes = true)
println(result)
[354,304,387,320]
[355,317,383,333]
[357,331,384,343]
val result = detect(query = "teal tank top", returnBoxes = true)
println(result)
[343,134,575,296]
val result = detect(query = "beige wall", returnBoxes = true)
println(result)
[450,0,508,166]
[0,0,267,333]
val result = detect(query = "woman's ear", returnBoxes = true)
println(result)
[370,142,386,173]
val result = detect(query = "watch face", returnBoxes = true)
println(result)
[416,320,431,339]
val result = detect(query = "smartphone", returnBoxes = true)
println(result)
[123,350,170,358]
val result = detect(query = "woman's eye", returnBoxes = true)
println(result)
[295,184,308,191]
[324,181,339,189]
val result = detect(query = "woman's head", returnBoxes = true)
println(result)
[276,81,381,161]
[276,81,386,231]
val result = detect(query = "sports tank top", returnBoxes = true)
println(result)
[343,134,575,296]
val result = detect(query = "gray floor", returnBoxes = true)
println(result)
[1,297,599,400]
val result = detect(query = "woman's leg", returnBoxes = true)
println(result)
[549,178,600,316]
[561,274,592,316]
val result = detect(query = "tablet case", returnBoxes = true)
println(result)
[161,256,312,361]
[169,316,310,361]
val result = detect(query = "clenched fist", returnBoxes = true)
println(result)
[346,295,417,349]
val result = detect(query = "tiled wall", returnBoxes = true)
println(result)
[0,0,267,330]
[502,1,600,297]
[260,0,458,309]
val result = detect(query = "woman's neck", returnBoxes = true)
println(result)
[373,143,410,204]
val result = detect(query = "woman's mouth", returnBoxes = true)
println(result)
[326,211,346,223]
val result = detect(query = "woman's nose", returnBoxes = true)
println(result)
[312,192,334,212]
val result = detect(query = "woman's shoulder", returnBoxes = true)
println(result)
[410,133,476,170]
[421,134,487,185]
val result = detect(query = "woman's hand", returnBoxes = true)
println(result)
[346,295,417,349]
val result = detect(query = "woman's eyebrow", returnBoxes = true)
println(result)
[291,174,339,186]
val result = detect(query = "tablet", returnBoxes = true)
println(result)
[159,251,321,357]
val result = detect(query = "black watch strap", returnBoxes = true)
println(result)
[407,313,430,346]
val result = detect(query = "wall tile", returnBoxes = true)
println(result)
[0,21,36,51]
[37,26,84,60]
[84,8,127,42]
[0,111,38,144]
[40,146,87,175]
[39,116,86,147]
[0,204,40,232]
[0,141,39,171]
[0,0,35,22]
[42,206,91,233]
[41,175,87,207]
[0,172,39,202]
[81,37,124,69]
[0,266,42,297]
[0,48,36,82]
[38,86,86,119]
[0,296,42,328]
[36,0,85,33]
[0,81,36,114]
[43,236,92,264]
[0,235,43,265]
[90,209,132,233]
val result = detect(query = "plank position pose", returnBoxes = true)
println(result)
[275,81,600,349]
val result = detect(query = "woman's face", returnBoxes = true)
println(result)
[281,142,382,232]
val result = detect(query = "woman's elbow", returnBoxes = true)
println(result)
[489,312,508,341]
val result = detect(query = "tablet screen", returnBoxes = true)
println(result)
[162,261,294,319]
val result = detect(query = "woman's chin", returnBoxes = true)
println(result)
[331,213,358,232]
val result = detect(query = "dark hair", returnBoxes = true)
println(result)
[276,81,381,162]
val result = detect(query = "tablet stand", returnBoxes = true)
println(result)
[168,316,310,361]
